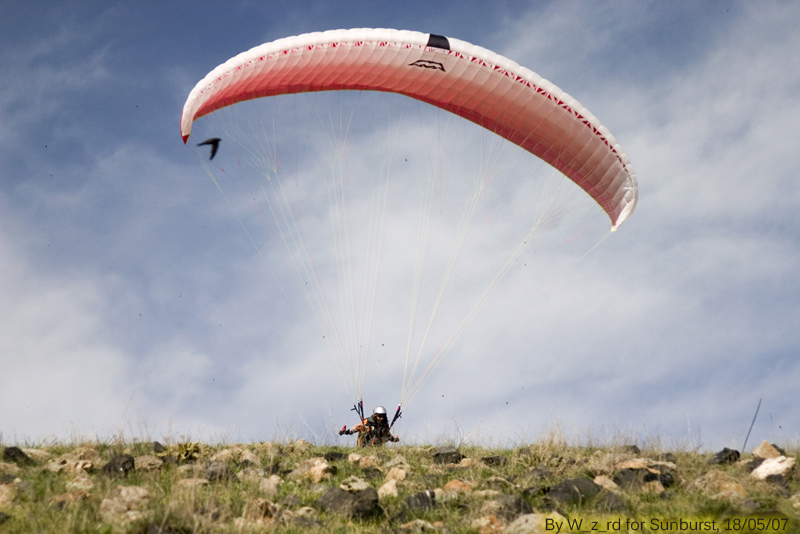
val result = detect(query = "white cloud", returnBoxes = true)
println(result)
[166,5,800,447]
[2,1,798,449]
[0,221,132,441]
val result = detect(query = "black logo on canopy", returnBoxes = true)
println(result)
[408,60,446,72]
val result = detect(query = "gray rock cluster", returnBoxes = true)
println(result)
[0,439,797,532]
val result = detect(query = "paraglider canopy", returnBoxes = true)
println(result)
[180,28,639,414]
[180,28,637,229]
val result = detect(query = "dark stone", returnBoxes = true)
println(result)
[481,455,508,467]
[323,451,347,462]
[2,446,34,467]
[659,471,676,488]
[237,455,258,468]
[746,458,765,472]
[765,474,787,486]
[546,478,601,507]
[707,447,740,465]
[350,488,381,519]
[528,466,552,479]
[316,487,381,519]
[767,443,787,456]
[205,461,235,482]
[432,446,464,465]
[765,474,790,496]
[620,444,641,455]
[613,469,642,489]
[0,511,10,525]
[362,466,382,480]
[521,485,549,499]
[403,490,436,510]
[491,494,533,520]
[264,462,280,476]
[101,455,135,477]
[528,465,553,478]
[597,492,627,512]
[0,474,18,484]
[643,470,675,488]
[658,452,677,463]
[316,487,349,514]
[160,455,178,467]
[549,454,575,467]
[152,441,166,453]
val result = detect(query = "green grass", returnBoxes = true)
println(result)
[0,437,797,533]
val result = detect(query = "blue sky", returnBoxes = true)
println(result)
[2,1,798,451]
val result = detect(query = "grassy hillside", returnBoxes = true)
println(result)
[0,436,797,533]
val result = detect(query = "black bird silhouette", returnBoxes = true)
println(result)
[197,137,221,160]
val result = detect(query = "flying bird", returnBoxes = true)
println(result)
[197,137,221,160]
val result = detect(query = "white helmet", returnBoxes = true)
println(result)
[373,406,387,416]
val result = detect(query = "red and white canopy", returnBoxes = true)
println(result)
[181,28,637,229]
